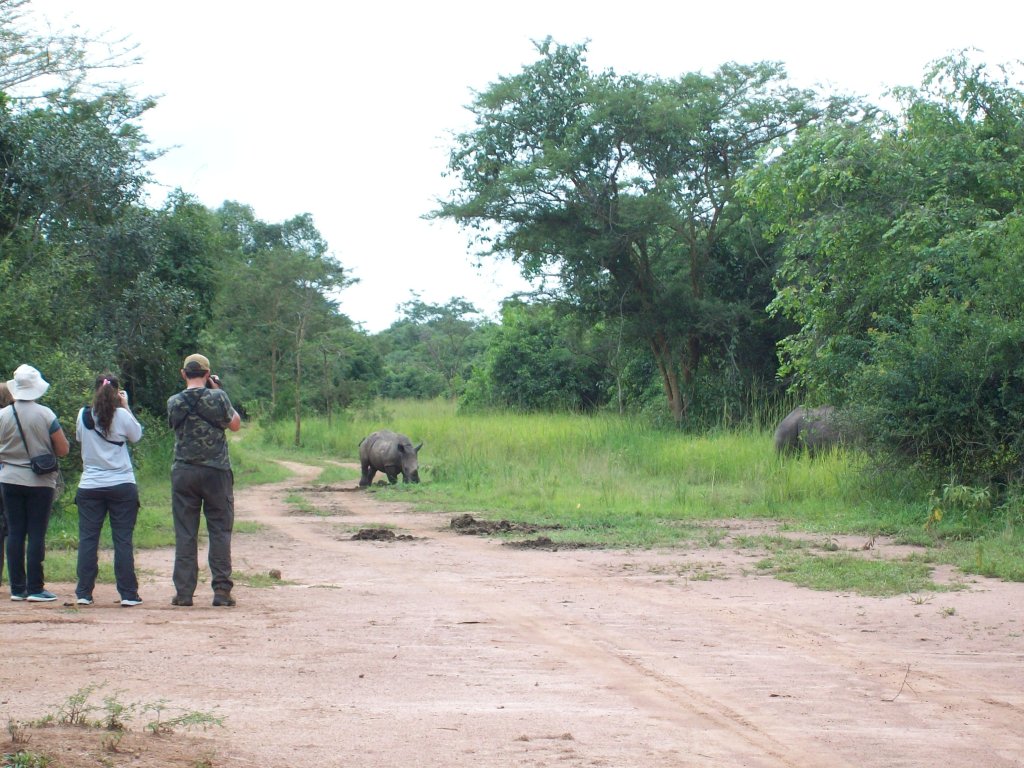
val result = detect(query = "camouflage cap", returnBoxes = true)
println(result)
[183,353,211,373]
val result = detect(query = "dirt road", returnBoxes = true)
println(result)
[2,461,1022,767]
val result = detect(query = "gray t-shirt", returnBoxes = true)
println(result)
[0,401,63,488]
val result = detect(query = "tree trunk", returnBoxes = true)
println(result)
[294,319,306,447]
[650,334,685,426]
[322,348,332,427]
[269,345,279,415]
[677,332,702,424]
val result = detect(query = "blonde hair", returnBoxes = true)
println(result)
[0,381,12,407]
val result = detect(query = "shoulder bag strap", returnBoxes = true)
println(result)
[10,403,33,457]
[82,406,126,446]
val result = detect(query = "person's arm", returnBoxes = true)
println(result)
[208,378,241,432]
[117,392,144,443]
[49,423,70,457]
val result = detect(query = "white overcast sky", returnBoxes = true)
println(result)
[35,1,1023,332]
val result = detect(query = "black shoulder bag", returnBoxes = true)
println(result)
[10,403,59,474]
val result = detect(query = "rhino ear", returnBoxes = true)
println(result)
[415,442,423,453]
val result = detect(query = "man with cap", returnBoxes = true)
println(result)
[166,354,241,607]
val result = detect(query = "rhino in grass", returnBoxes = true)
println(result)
[359,430,423,486]
[773,406,844,455]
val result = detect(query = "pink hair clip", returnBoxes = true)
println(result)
[102,378,111,387]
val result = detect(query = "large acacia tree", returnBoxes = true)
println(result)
[434,40,851,424]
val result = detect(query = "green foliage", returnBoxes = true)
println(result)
[2,750,51,768]
[743,53,1024,485]
[6,9,1024,529]
[926,483,993,539]
[142,702,223,735]
[206,205,363,426]
[461,300,609,412]
[376,296,489,400]
[50,683,102,726]
[850,216,1024,483]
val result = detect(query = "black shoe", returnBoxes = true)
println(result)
[212,591,235,607]
[171,595,193,606]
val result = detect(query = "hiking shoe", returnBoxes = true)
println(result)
[120,597,143,607]
[76,596,94,606]
[10,593,28,601]
[171,595,193,607]
[26,590,57,602]
[212,592,236,607]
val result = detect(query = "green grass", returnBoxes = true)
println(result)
[262,399,920,531]
[283,493,321,516]
[757,552,957,596]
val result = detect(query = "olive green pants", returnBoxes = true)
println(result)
[170,464,234,597]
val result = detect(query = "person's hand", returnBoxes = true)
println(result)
[118,390,130,408]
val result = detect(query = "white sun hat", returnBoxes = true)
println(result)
[7,364,50,400]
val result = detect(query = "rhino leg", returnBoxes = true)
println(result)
[359,463,376,487]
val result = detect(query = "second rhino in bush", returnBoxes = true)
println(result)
[773,406,844,455]
[359,430,422,486]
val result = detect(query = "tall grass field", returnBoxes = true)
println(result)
[259,400,1024,582]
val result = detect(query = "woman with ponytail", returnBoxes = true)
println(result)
[75,373,144,607]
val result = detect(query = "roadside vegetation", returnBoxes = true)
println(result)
[3,684,223,768]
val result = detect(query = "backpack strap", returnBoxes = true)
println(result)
[81,406,125,446]
[170,389,223,431]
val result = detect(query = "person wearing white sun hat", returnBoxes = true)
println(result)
[0,381,11,588]
[0,364,70,602]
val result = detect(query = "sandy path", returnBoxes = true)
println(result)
[1,460,1022,767]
